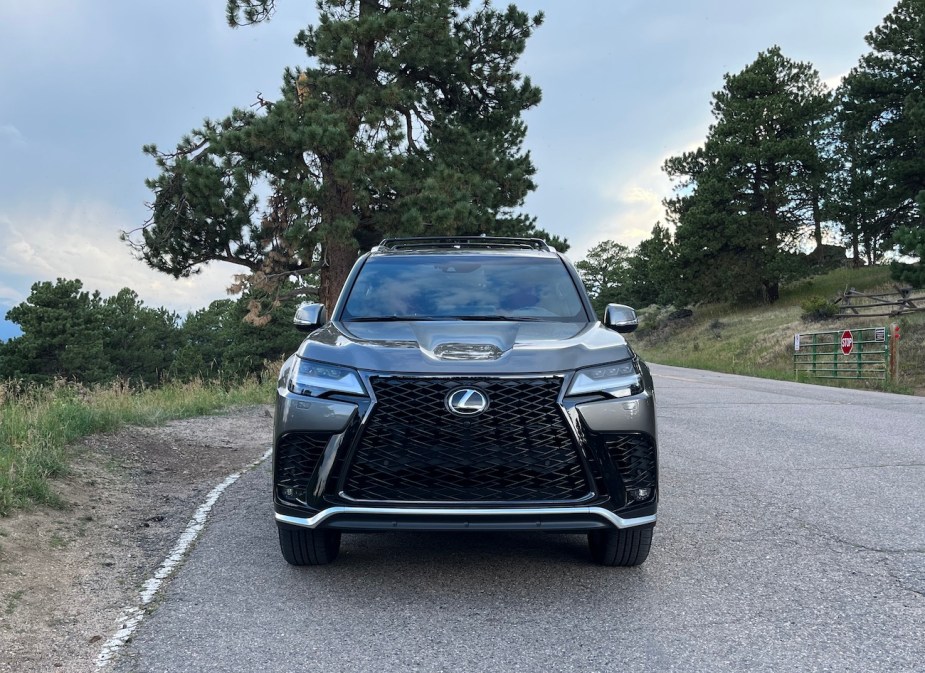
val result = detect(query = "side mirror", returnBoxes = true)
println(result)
[293,303,327,332]
[603,304,638,333]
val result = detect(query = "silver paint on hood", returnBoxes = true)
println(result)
[297,320,633,374]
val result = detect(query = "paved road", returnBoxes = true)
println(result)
[114,365,925,673]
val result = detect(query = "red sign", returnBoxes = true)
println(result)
[841,330,854,355]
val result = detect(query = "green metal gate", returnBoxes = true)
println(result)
[793,326,891,381]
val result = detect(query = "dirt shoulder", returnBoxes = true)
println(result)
[0,405,274,673]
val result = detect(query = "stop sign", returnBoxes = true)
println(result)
[841,329,854,355]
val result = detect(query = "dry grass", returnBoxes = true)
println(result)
[632,266,924,394]
[0,369,276,516]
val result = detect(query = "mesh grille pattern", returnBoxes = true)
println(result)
[276,433,329,493]
[603,434,657,494]
[344,377,588,502]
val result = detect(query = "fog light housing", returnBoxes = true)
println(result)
[628,487,651,501]
[278,485,307,505]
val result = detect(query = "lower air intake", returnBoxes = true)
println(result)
[603,434,657,497]
[275,432,329,505]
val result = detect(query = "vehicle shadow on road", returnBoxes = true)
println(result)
[342,530,593,566]
[272,530,658,610]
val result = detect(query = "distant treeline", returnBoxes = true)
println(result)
[0,279,303,386]
[579,1,925,310]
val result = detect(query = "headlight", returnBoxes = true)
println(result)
[288,358,366,397]
[566,360,642,398]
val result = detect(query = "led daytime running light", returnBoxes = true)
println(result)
[567,360,642,398]
[289,358,366,397]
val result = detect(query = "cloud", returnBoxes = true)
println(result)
[564,155,677,261]
[0,200,244,315]
[0,124,26,148]
[565,128,714,262]
[0,283,21,306]
[604,181,666,243]
[822,70,849,91]
[0,3,102,66]
[620,185,661,206]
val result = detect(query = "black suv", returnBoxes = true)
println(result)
[273,237,658,566]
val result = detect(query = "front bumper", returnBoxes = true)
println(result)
[276,507,656,532]
[273,372,658,531]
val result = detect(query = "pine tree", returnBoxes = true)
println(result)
[0,281,186,385]
[839,0,925,283]
[831,85,889,266]
[132,0,555,313]
[575,241,632,316]
[625,223,678,307]
[663,47,832,303]
[100,289,180,385]
[1,280,111,383]
[838,1,925,269]
[171,291,304,381]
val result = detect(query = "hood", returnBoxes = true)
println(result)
[296,320,633,374]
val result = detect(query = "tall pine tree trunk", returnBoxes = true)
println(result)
[314,0,376,315]
[320,238,358,314]
[764,281,780,302]
[851,217,861,267]
[812,189,823,253]
[317,163,360,314]
[864,232,874,266]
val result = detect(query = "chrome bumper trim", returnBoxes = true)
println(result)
[276,507,656,530]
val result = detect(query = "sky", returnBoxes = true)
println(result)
[0,0,898,341]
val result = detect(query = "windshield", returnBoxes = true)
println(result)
[341,255,589,322]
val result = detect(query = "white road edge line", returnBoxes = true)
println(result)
[653,374,703,383]
[96,447,273,669]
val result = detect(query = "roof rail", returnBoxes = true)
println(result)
[375,236,552,252]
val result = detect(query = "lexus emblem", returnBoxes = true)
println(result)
[445,388,489,416]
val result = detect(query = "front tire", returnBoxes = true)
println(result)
[588,524,654,566]
[278,526,341,566]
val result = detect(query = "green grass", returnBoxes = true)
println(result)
[0,373,275,517]
[778,265,893,303]
[632,266,925,394]
[5,589,25,616]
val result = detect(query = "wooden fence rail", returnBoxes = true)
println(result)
[835,287,925,318]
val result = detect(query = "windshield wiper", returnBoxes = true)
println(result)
[344,316,444,322]
[344,315,545,322]
[438,315,544,321]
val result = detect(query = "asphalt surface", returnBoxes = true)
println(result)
[113,365,925,673]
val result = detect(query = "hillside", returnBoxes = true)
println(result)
[629,266,925,395]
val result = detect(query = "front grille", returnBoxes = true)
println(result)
[603,434,657,494]
[344,377,589,502]
[276,433,330,504]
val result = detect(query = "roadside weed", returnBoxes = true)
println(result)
[0,369,276,516]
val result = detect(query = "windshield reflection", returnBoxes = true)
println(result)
[342,255,587,322]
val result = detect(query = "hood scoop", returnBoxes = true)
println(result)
[409,322,518,361]
[432,342,504,361]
